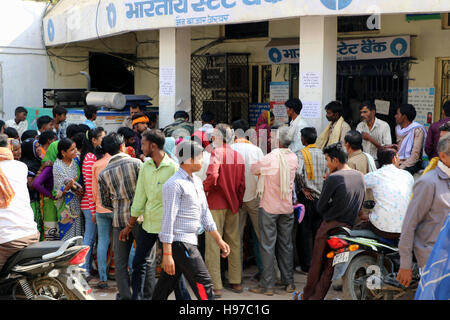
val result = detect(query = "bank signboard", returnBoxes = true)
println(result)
[265,36,410,64]
[44,0,450,46]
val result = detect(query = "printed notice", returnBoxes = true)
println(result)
[408,87,435,127]
[374,99,390,116]
[301,72,321,89]
[160,67,175,97]
[300,101,321,119]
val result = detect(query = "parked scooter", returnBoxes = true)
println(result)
[326,201,420,300]
[0,236,94,300]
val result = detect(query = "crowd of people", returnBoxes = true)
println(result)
[0,98,449,300]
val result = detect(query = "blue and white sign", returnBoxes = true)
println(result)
[43,0,448,46]
[320,0,352,11]
[337,36,410,61]
[266,35,410,64]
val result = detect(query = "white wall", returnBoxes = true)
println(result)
[0,0,49,120]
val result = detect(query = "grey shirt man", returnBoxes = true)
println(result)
[398,164,450,269]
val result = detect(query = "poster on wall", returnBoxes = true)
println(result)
[408,87,435,129]
[249,103,270,127]
[269,82,289,124]
[25,107,54,131]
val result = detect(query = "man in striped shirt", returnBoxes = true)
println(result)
[294,127,327,275]
[153,141,230,300]
[98,133,145,300]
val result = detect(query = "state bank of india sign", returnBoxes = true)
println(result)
[265,36,410,64]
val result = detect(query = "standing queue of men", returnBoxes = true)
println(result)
[0,98,449,300]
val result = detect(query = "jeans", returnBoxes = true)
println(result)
[96,212,113,282]
[131,228,191,300]
[82,209,98,274]
[113,224,153,300]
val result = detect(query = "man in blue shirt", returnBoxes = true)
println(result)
[152,140,230,300]
[83,105,98,129]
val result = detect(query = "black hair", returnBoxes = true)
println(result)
[36,115,53,130]
[323,142,348,164]
[397,104,417,122]
[301,127,318,145]
[15,106,27,115]
[174,110,189,121]
[443,100,450,117]
[176,140,203,164]
[201,111,214,124]
[84,105,98,120]
[101,132,124,156]
[57,138,75,160]
[325,101,344,117]
[0,134,8,147]
[80,127,105,165]
[66,124,81,139]
[439,121,450,132]
[53,106,68,117]
[359,100,376,112]
[21,129,38,141]
[344,130,363,150]
[38,130,57,146]
[4,127,19,139]
[72,132,85,150]
[78,124,90,134]
[232,119,250,136]
[377,148,398,167]
[130,105,144,111]
[117,127,136,140]
[144,111,157,124]
[285,98,303,115]
[0,120,5,133]
[142,129,165,150]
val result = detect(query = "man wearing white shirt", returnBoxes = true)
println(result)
[6,106,28,138]
[357,147,414,238]
[231,120,264,263]
[356,100,392,165]
[0,134,39,269]
[285,99,309,155]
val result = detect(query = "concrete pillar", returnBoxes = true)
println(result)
[299,16,337,134]
[158,27,191,129]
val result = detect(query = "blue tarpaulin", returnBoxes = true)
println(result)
[415,213,450,300]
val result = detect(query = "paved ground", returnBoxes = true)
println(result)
[90,264,344,300]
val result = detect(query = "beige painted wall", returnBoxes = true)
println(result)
[45,14,450,112]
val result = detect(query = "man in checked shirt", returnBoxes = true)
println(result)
[152,140,230,300]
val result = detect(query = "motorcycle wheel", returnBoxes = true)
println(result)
[342,255,385,300]
[32,277,80,300]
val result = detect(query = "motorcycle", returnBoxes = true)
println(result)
[0,236,94,300]
[326,201,420,300]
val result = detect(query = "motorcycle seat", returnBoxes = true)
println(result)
[347,229,398,247]
[0,241,65,277]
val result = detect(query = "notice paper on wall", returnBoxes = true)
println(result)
[160,67,175,97]
[300,101,321,119]
[408,87,435,127]
[301,72,321,89]
[374,99,390,116]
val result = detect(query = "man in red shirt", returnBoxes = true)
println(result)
[204,124,246,298]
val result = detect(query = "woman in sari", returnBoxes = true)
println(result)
[32,140,59,240]
[20,138,44,240]
[256,110,274,154]
[53,138,84,241]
